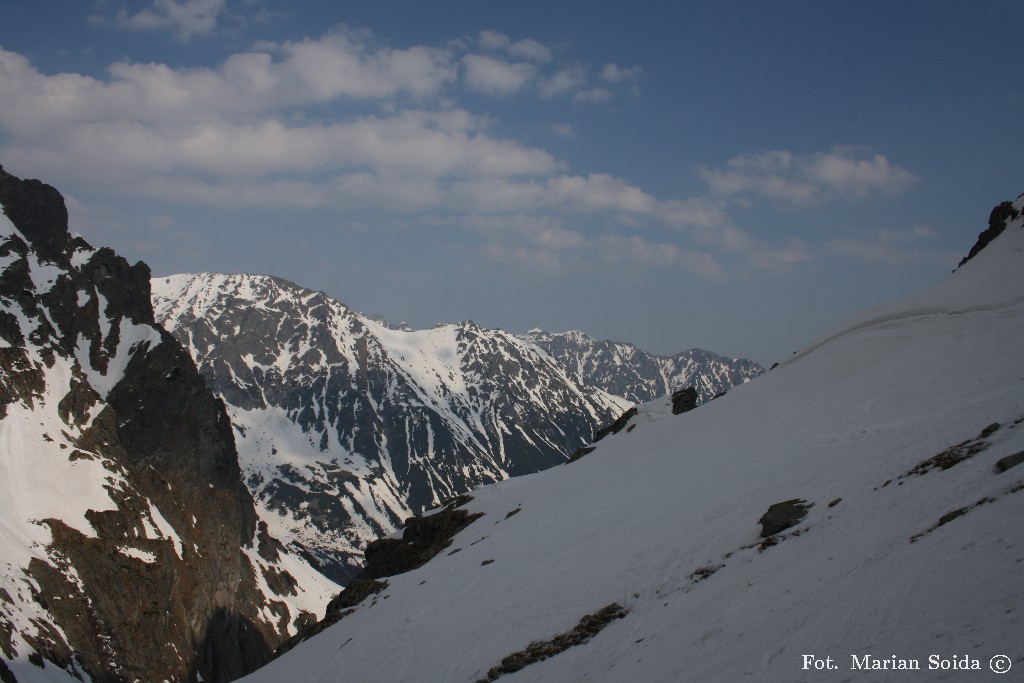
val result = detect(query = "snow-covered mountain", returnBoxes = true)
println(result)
[0,165,336,683]
[241,195,1024,683]
[520,329,763,404]
[152,274,631,584]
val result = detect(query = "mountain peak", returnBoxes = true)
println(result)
[0,164,69,263]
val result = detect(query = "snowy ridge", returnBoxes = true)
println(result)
[519,328,763,404]
[241,197,1024,683]
[153,273,630,584]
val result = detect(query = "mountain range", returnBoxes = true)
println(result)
[151,273,760,584]
[520,328,763,404]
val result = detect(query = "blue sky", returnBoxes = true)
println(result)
[1,0,1022,365]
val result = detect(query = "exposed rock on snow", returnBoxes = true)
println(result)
[758,499,814,537]
[477,603,629,682]
[670,386,698,415]
[995,450,1024,473]
[593,406,639,442]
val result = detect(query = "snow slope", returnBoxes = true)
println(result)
[241,197,1024,682]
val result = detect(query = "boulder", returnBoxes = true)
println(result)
[759,499,813,537]
[671,387,699,415]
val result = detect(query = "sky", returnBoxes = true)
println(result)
[0,0,1022,366]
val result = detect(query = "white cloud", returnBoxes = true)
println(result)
[699,148,916,206]
[0,40,886,283]
[478,30,552,62]
[538,65,587,97]
[599,64,641,83]
[597,234,727,279]
[462,54,536,94]
[544,123,576,139]
[99,0,229,41]
[826,226,956,267]
[573,87,613,104]
[463,214,587,250]
[0,35,456,136]
[462,214,729,279]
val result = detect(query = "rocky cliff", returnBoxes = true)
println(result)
[0,165,334,683]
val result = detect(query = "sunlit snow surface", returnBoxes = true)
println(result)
[242,202,1024,683]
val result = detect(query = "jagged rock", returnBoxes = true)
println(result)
[278,506,483,659]
[957,200,1021,268]
[358,508,483,579]
[671,386,699,415]
[759,499,814,537]
[568,445,597,462]
[594,407,638,442]
[0,164,69,262]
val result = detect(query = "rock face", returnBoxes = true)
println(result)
[670,387,699,415]
[956,199,1022,268]
[0,166,334,683]
[520,329,763,404]
[152,274,630,585]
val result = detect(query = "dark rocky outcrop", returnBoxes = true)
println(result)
[594,407,638,442]
[759,499,813,537]
[477,603,628,682]
[276,505,482,657]
[995,451,1024,473]
[0,165,304,682]
[670,386,699,415]
[956,200,1021,268]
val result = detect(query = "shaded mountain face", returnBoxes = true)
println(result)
[152,274,630,584]
[0,166,334,683]
[519,329,763,404]
[239,197,1024,683]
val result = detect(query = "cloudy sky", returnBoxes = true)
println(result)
[1,0,1022,365]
